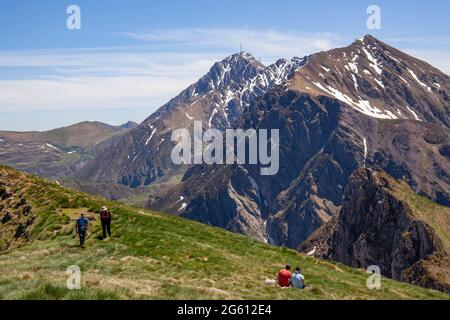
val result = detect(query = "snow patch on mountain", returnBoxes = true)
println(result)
[374,78,384,89]
[178,202,188,212]
[362,136,368,168]
[406,106,422,121]
[209,108,218,127]
[185,112,194,120]
[362,47,382,75]
[313,82,398,119]
[351,74,359,91]
[321,65,331,72]
[145,126,157,146]
[313,82,396,119]
[399,76,410,86]
[408,69,432,92]
[45,143,60,151]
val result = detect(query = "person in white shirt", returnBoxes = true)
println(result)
[292,267,306,289]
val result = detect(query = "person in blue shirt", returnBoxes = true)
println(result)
[76,213,89,248]
[292,267,306,289]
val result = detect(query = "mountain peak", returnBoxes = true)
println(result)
[217,51,265,70]
[351,34,382,48]
[120,121,138,129]
[288,34,449,123]
[362,34,378,42]
[193,51,265,93]
[222,51,260,63]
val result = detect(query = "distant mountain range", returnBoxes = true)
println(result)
[0,121,135,178]
[1,35,449,292]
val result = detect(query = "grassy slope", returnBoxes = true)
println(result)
[389,177,450,252]
[0,166,448,300]
[0,121,127,180]
[42,121,125,150]
[0,121,124,150]
[385,172,450,289]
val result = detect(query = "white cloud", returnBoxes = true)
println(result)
[3,28,450,131]
[403,49,450,76]
[0,50,217,77]
[0,28,341,113]
[0,50,218,112]
[0,76,193,112]
[386,37,450,44]
[122,28,340,62]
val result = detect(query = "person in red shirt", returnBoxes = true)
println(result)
[278,264,293,287]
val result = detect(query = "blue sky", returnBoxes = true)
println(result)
[1,0,449,131]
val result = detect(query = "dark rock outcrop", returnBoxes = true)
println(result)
[150,164,267,241]
[0,178,35,251]
[299,168,450,293]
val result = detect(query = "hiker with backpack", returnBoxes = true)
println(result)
[75,213,89,248]
[100,206,112,239]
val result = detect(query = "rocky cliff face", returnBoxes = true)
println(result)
[147,35,450,250]
[299,168,450,293]
[149,164,267,241]
[149,85,450,249]
[77,53,307,188]
[0,169,35,251]
[147,91,345,243]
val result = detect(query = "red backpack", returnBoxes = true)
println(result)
[101,210,111,220]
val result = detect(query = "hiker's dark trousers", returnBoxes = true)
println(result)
[102,220,111,239]
[78,229,86,246]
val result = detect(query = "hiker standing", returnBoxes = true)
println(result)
[76,213,89,248]
[100,206,112,239]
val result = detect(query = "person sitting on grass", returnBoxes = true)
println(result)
[75,213,89,248]
[278,264,292,288]
[292,267,306,289]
